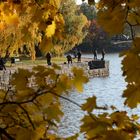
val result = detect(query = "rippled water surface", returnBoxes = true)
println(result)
[57,53,139,138]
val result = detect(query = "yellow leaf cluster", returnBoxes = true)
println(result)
[44,103,64,122]
[72,67,89,92]
[81,115,111,139]
[55,74,73,94]
[121,37,140,108]
[49,0,61,8]
[11,68,33,90]
[81,111,139,139]
[5,13,19,26]
[0,21,6,31]
[123,84,140,108]
[45,21,56,38]
[0,65,77,139]
[0,0,64,59]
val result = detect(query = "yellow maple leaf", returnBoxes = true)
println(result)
[81,96,97,112]
[123,84,140,108]
[72,67,89,92]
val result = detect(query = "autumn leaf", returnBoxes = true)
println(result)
[44,103,64,122]
[110,111,130,128]
[123,84,140,108]
[81,115,111,139]
[72,67,89,92]
[104,130,131,140]
[11,68,33,90]
[81,96,97,112]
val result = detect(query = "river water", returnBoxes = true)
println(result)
[57,53,140,138]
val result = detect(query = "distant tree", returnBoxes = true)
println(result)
[52,0,88,56]
[84,19,109,48]
[78,3,111,51]
[80,3,96,20]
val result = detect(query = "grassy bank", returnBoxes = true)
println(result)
[5,57,79,67]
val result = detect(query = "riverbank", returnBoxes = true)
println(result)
[0,57,109,90]
[5,57,109,77]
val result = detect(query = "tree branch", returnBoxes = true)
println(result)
[0,127,14,140]
[18,104,35,130]
[126,21,135,40]
[50,91,82,108]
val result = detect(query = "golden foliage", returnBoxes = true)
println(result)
[1,0,140,139]
[121,37,140,108]
[53,0,88,56]
[0,65,90,139]
[45,21,56,38]
[0,0,64,58]
[72,67,89,92]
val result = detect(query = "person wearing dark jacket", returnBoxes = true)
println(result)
[46,52,51,65]
[0,57,6,70]
[93,49,97,60]
[66,55,72,64]
[77,51,81,62]
[101,49,105,60]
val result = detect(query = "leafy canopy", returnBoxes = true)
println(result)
[0,0,140,139]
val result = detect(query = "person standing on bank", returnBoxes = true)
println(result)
[101,49,105,61]
[93,49,97,60]
[77,50,81,62]
[46,52,51,65]
[66,54,72,64]
[0,56,6,71]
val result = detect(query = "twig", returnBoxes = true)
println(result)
[50,91,81,108]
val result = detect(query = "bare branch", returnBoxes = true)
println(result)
[50,91,82,108]
[126,21,135,40]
